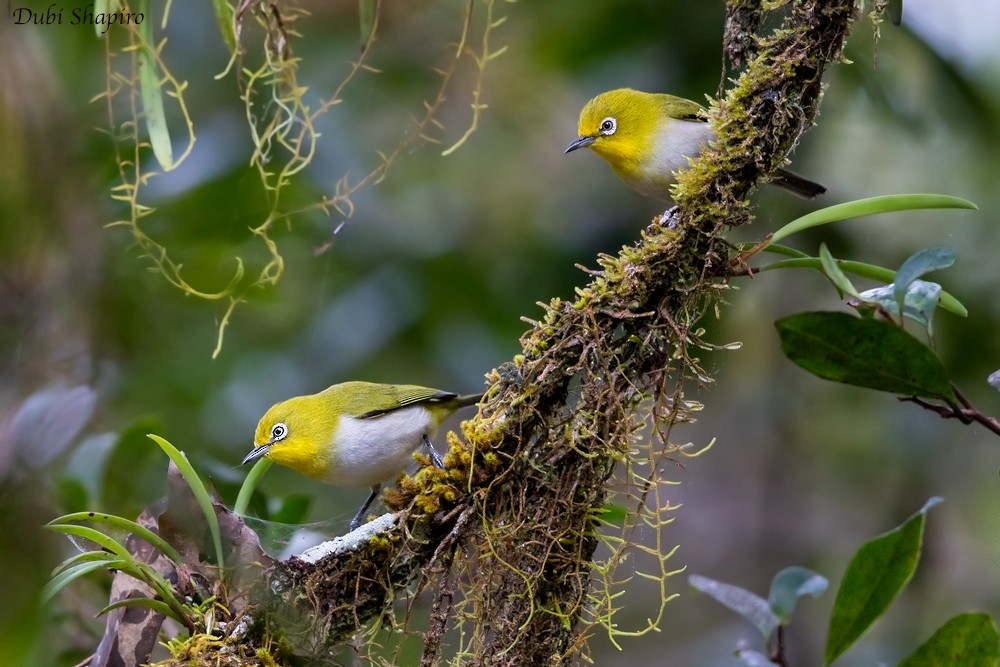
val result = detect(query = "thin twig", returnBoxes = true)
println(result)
[771,624,790,667]
[899,384,1000,438]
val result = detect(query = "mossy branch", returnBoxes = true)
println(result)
[228,2,860,665]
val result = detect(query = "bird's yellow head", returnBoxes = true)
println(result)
[242,394,334,479]
[564,88,659,170]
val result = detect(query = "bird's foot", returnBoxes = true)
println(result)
[653,206,680,229]
[423,434,445,469]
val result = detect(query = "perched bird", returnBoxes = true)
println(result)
[242,381,483,530]
[565,88,825,200]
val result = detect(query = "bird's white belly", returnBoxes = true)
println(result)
[327,407,434,486]
[627,118,714,199]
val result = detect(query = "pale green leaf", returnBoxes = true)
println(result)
[770,194,977,244]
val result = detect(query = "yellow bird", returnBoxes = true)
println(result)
[242,381,482,530]
[565,88,825,200]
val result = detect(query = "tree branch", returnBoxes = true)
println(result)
[900,385,1000,438]
[233,2,861,664]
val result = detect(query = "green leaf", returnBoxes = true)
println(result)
[46,523,134,562]
[819,243,860,298]
[211,0,237,55]
[93,0,109,36]
[147,434,225,572]
[775,312,956,402]
[758,256,968,318]
[50,550,122,578]
[234,457,273,517]
[44,528,183,611]
[689,574,779,640]
[97,597,186,626]
[596,503,627,524]
[770,194,977,244]
[42,559,124,603]
[893,247,954,318]
[824,497,942,665]
[136,2,174,171]
[897,613,1000,667]
[138,49,172,170]
[49,511,183,564]
[769,566,828,625]
[359,0,378,50]
[858,280,942,328]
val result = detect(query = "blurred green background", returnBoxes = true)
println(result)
[2,0,999,664]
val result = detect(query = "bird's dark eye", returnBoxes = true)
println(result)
[270,423,287,441]
[599,117,616,135]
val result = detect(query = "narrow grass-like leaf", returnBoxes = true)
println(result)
[211,0,237,54]
[46,547,182,611]
[51,554,189,624]
[770,194,977,244]
[138,49,171,169]
[136,0,174,170]
[769,566,828,624]
[757,257,967,317]
[893,247,954,318]
[596,503,628,524]
[234,457,272,517]
[121,561,185,611]
[93,0,109,36]
[776,313,956,402]
[43,560,126,602]
[51,550,122,578]
[897,612,1000,667]
[98,597,185,625]
[47,523,133,561]
[824,498,942,665]
[819,243,860,298]
[359,0,377,49]
[49,511,182,564]
[147,434,224,571]
[690,574,779,640]
[46,538,182,612]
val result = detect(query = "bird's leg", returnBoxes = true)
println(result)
[349,484,381,532]
[423,434,445,469]
[654,206,680,229]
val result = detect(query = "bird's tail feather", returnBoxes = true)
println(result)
[773,168,826,199]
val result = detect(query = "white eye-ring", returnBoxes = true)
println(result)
[270,423,288,441]
[599,117,617,135]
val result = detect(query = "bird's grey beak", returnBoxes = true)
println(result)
[241,443,271,465]
[564,135,595,153]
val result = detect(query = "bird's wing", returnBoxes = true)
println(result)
[659,94,706,122]
[354,384,457,419]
